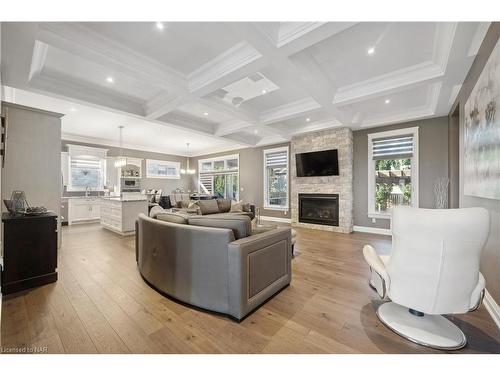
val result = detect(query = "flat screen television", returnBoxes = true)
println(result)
[295,149,339,177]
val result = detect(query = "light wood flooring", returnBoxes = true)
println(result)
[1,223,499,354]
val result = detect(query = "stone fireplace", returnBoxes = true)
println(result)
[291,127,353,233]
[298,193,339,226]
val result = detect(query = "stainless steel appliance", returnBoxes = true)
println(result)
[120,178,141,192]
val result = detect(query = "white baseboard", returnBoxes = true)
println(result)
[484,289,500,329]
[259,215,291,224]
[353,225,391,236]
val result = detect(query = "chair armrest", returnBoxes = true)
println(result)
[363,245,390,299]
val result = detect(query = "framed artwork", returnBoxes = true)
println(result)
[464,38,500,200]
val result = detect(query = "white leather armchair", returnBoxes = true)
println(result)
[363,206,489,350]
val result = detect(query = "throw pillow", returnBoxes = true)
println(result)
[198,199,220,215]
[149,205,165,218]
[216,198,231,213]
[242,202,251,212]
[230,200,243,212]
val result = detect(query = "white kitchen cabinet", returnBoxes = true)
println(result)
[100,197,147,235]
[68,197,101,224]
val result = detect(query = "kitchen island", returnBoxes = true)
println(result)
[100,196,148,236]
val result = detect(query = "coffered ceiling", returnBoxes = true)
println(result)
[0,21,490,156]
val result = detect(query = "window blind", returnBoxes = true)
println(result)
[372,135,414,160]
[265,149,287,166]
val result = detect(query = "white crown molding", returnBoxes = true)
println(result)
[260,97,322,124]
[484,289,500,329]
[157,111,217,136]
[254,134,290,147]
[28,41,48,81]
[30,71,146,116]
[215,119,252,137]
[333,61,443,106]
[61,132,190,157]
[432,22,457,73]
[468,22,491,57]
[353,225,391,236]
[188,42,262,92]
[358,81,442,129]
[277,22,326,48]
[333,23,456,106]
[288,118,343,136]
[448,84,462,106]
[37,23,188,92]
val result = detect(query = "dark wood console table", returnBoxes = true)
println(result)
[1,212,58,294]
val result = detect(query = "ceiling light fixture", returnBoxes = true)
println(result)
[385,99,391,104]
[254,129,259,134]
[203,112,209,116]
[367,47,375,55]
[180,143,196,175]
[69,107,76,112]
[306,118,311,122]
[106,76,114,83]
[261,89,267,94]
[114,126,127,168]
[156,22,164,30]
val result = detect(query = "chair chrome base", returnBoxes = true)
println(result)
[376,302,466,350]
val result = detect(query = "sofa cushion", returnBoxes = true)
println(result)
[149,205,165,218]
[198,199,220,215]
[204,211,255,221]
[156,212,190,224]
[230,200,243,212]
[242,202,251,212]
[216,198,231,213]
[188,215,252,239]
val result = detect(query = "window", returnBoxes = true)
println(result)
[368,127,419,218]
[67,145,107,191]
[198,154,239,199]
[263,147,289,210]
[146,159,180,179]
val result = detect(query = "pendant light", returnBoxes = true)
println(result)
[114,125,127,168]
[180,142,196,175]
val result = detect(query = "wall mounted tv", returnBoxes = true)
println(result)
[295,149,339,177]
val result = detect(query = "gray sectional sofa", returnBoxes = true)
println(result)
[135,210,292,320]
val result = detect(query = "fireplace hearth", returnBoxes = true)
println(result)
[298,193,339,226]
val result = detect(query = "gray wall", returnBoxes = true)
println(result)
[353,116,449,229]
[189,143,291,219]
[451,23,500,303]
[1,102,62,222]
[61,140,190,195]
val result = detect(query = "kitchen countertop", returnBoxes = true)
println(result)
[62,196,147,202]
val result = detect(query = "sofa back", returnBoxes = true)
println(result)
[137,214,235,312]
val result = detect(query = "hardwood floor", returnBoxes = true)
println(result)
[1,223,499,354]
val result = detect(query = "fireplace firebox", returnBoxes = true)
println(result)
[298,193,339,226]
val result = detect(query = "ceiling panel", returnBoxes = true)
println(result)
[81,22,244,75]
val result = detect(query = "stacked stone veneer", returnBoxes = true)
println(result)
[291,127,353,233]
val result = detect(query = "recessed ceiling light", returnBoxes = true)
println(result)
[106,76,114,83]
[203,112,209,116]
[254,129,259,134]
[261,89,267,94]
[156,22,164,30]
[385,99,391,104]
[367,47,375,55]
[69,107,76,112]
[306,118,311,122]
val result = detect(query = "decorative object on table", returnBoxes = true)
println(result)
[10,190,29,214]
[433,177,449,209]
[464,38,500,200]
[25,206,48,216]
[3,199,15,214]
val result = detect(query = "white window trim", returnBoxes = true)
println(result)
[263,146,289,211]
[66,145,108,192]
[146,159,181,179]
[198,154,240,173]
[367,127,419,219]
[197,154,240,199]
